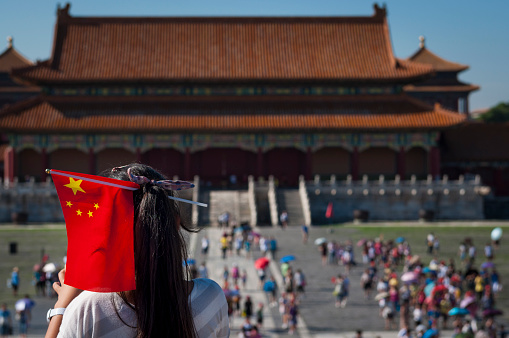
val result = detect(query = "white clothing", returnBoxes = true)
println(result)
[201,238,210,249]
[58,278,229,338]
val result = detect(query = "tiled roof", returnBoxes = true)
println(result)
[0,44,33,73]
[13,5,433,84]
[0,95,465,132]
[408,47,468,72]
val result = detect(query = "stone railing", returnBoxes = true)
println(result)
[191,175,200,226]
[306,174,490,223]
[267,176,279,226]
[0,178,62,223]
[247,175,258,226]
[298,175,312,226]
[0,174,492,224]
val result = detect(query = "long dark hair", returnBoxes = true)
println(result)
[104,163,197,337]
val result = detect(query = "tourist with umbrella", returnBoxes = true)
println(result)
[460,290,478,318]
[254,257,269,288]
[15,295,35,338]
[254,257,269,270]
[280,255,296,264]
[449,307,470,316]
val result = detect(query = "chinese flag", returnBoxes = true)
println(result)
[50,169,139,292]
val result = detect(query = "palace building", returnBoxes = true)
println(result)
[1,4,469,187]
[404,36,479,116]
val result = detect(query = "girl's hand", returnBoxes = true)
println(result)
[53,266,82,308]
[46,267,83,338]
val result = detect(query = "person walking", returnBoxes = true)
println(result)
[220,233,229,259]
[269,237,278,259]
[198,262,209,279]
[0,303,12,337]
[10,267,19,297]
[294,269,306,298]
[280,211,288,229]
[301,225,309,244]
[201,236,209,257]
[243,296,253,319]
[287,298,298,335]
[45,163,230,337]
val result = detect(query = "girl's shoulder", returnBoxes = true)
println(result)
[191,278,225,300]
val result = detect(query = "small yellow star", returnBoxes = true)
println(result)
[87,211,93,218]
[76,209,82,216]
[93,203,99,210]
[64,178,86,195]
[66,201,73,208]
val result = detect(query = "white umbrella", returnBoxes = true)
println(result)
[375,292,389,301]
[43,262,57,273]
[15,299,26,311]
[314,237,327,245]
[401,271,417,283]
[491,227,503,241]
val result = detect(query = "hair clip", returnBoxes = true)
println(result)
[127,168,206,207]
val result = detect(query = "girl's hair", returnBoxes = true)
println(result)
[103,163,197,338]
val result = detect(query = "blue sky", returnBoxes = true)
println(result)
[1,0,507,111]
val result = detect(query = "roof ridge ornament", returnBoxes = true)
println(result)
[419,35,425,49]
[373,3,387,18]
[7,36,13,49]
[57,3,71,17]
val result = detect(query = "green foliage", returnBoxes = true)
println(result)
[479,101,509,122]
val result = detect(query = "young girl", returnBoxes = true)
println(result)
[46,163,229,337]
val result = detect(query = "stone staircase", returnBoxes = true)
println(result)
[255,186,271,226]
[199,190,251,226]
[276,188,305,226]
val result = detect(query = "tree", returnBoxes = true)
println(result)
[479,102,509,123]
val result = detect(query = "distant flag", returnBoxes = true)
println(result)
[325,201,334,219]
[48,169,139,292]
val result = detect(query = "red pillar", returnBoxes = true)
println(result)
[429,146,441,178]
[494,167,504,196]
[41,148,49,180]
[88,148,96,174]
[4,146,14,182]
[256,147,263,178]
[351,147,359,181]
[184,147,191,180]
[305,147,312,180]
[397,147,406,179]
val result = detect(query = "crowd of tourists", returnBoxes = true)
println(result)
[204,219,308,336]
[3,252,66,337]
[355,234,505,337]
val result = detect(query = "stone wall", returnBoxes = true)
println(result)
[0,178,64,223]
[0,174,492,224]
[0,177,194,224]
[307,174,489,224]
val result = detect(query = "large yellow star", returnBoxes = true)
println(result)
[64,178,86,195]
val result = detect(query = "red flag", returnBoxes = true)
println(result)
[50,169,139,292]
[325,202,334,219]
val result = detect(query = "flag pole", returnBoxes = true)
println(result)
[46,169,208,207]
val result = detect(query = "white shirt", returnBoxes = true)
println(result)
[58,278,229,338]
